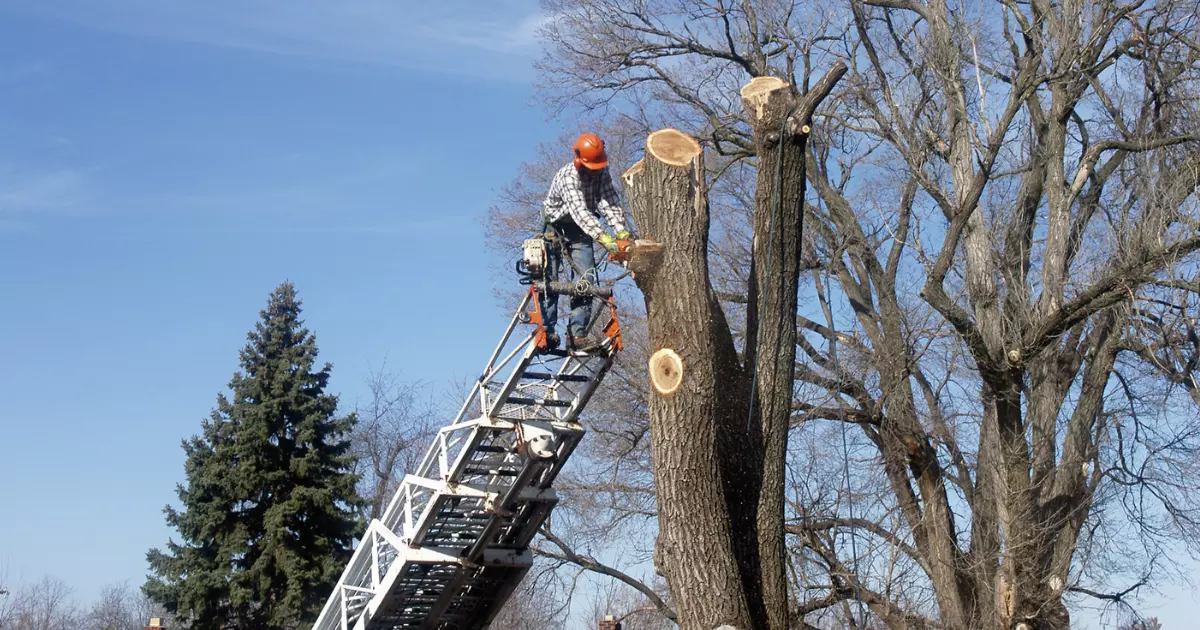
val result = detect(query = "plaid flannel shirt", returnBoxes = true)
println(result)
[542,163,627,241]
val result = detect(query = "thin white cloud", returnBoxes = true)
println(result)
[0,61,52,82]
[429,11,553,54]
[0,169,89,214]
[120,152,430,222]
[0,0,547,81]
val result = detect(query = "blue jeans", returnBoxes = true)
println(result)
[540,219,597,338]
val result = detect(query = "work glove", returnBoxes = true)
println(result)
[616,229,633,241]
[597,233,620,253]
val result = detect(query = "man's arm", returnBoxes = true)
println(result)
[542,167,566,225]
[596,169,628,235]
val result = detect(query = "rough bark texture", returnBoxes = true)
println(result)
[625,69,845,630]
[524,1,1200,627]
[623,131,753,630]
[741,76,811,630]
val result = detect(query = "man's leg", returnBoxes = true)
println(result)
[538,232,561,348]
[564,226,597,340]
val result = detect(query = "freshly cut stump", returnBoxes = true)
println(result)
[645,128,702,165]
[740,76,789,121]
[621,128,704,288]
[739,76,811,134]
[649,348,684,396]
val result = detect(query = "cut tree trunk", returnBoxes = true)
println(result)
[624,66,846,630]
[623,129,754,630]
[738,68,846,629]
[740,76,811,630]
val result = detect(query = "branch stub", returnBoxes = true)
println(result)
[622,158,645,187]
[627,238,666,278]
[649,348,684,396]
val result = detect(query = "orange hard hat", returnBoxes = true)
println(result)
[572,133,608,170]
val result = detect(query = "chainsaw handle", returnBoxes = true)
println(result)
[609,239,633,263]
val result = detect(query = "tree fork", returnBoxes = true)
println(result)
[624,65,846,630]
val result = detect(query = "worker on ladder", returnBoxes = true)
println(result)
[539,132,632,352]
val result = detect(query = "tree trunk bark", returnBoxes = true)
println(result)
[624,129,754,630]
[624,67,845,630]
[740,76,809,630]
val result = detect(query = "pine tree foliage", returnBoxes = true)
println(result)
[145,283,363,630]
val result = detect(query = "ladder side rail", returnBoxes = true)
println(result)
[485,342,541,419]
[479,340,537,419]
[379,478,411,534]
[451,292,532,426]
[402,484,414,540]
[313,519,397,630]
[370,530,381,590]
[437,431,450,479]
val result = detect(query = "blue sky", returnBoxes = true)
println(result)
[1,2,1198,628]
[0,0,559,605]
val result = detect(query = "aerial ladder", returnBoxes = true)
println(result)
[313,230,636,630]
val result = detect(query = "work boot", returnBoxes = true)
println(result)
[542,332,561,351]
[568,336,601,353]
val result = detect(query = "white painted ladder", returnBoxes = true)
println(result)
[313,289,620,630]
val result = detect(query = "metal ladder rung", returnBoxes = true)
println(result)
[465,453,520,463]
[462,456,521,465]
[506,396,572,408]
[519,371,591,383]
[461,468,521,476]
[435,516,489,524]
[461,468,520,478]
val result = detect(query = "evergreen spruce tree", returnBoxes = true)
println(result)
[146,283,363,630]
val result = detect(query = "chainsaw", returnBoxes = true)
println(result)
[516,231,634,297]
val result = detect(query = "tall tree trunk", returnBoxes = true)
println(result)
[624,68,845,630]
[740,76,812,630]
[624,129,754,630]
[739,69,846,630]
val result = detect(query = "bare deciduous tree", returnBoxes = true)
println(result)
[0,577,174,630]
[585,578,676,630]
[0,576,81,630]
[88,581,172,630]
[484,0,1200,628]
[1118,617,1164,630]
[485,570,568,630]
[349,363,439,522]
